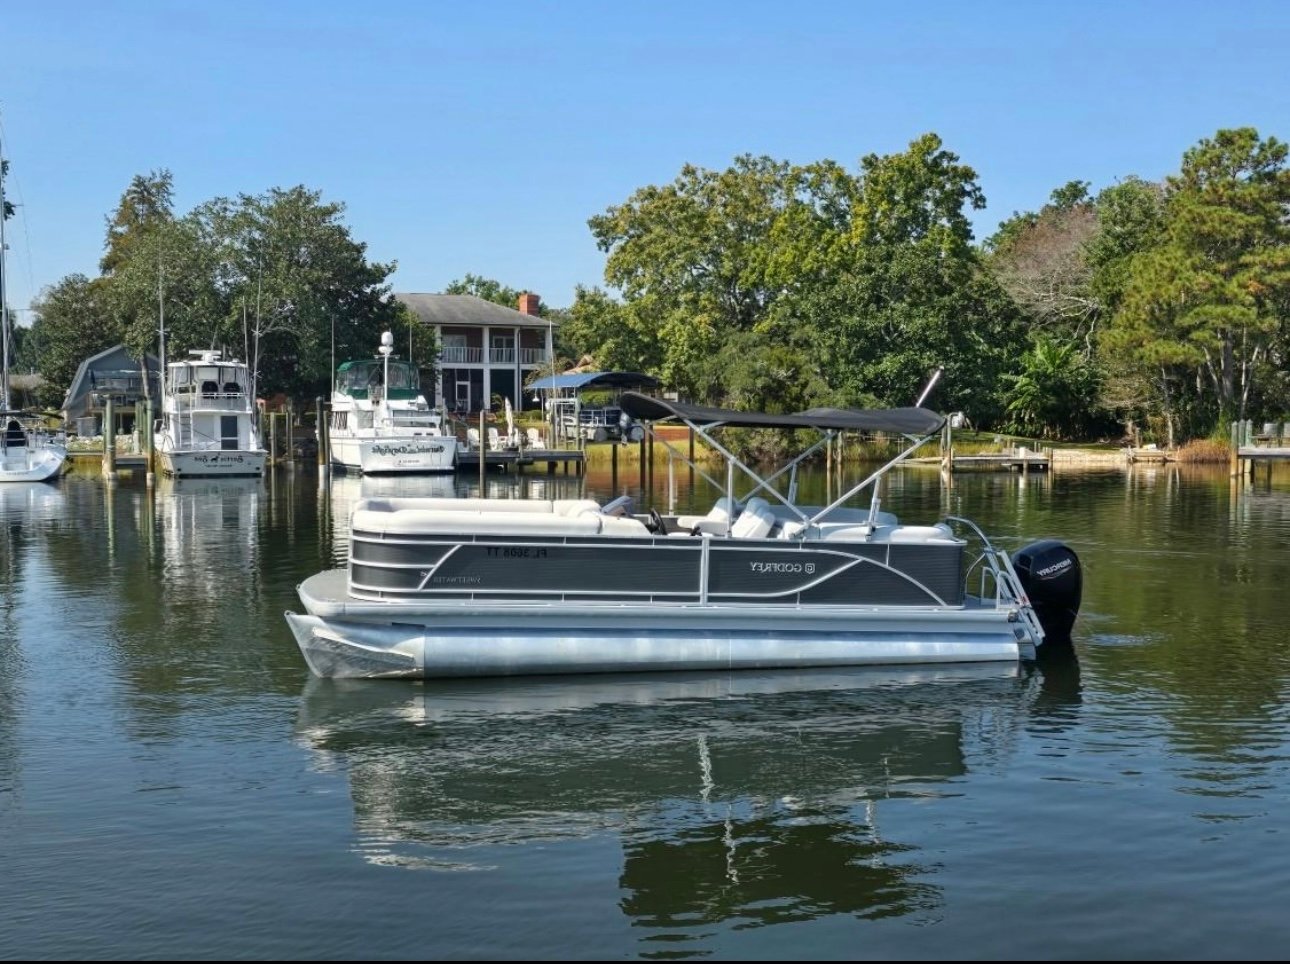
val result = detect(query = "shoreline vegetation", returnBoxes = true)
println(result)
[10,128,1290,453]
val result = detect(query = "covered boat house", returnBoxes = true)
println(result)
[526,370,661,444]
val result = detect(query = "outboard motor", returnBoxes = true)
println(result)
[1012,540,1082,645]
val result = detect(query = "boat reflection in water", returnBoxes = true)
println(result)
[296,661,1080,937]
[155,476,263,604]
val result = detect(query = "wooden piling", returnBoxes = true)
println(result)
[102,396,116,478]
[316,397,328,471]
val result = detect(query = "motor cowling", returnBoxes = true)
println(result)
[1012,540,1082,645]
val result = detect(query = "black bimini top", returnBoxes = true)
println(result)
[618,392,945,435]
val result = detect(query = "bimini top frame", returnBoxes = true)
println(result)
[618,392,946,534]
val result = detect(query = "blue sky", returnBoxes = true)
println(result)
[2,1,1288,317]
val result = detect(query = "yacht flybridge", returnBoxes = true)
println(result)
[287,392,1082,679]
[156,351,266,478]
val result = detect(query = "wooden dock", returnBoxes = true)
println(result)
[1126,448,1173,464]
[456,448,585,473]
[946,451,1050,471]
[1231,421,1290,479]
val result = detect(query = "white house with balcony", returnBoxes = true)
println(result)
[396,292,556,415]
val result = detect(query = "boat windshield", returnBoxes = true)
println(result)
[389,412,440,427]
[338,360,420,399]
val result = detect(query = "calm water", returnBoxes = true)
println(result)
[3,463,1290,960]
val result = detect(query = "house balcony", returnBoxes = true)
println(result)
[440,346,549,366]
[440,346,484,364]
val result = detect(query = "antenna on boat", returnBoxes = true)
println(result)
[379,330,393,401]
[914,366,944,408]
[158,259,166,400]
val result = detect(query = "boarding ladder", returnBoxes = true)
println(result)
[945,516,1047,647]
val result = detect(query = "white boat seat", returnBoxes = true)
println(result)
[356,497,557,515]
[350,497,652,538]
[729,497,775,539]
[351,507,650,538]
[553,499,603,517]
[675,496,739,533]
[599,495,634,517]
[872,523,959,544]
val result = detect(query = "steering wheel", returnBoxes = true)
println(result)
[649,508,667,535]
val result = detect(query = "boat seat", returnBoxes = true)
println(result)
[553,499,603,517]
[676,497,739,534]
[600,495,634,517]
[353,508,604,537]
[871,524,959,544]
[729,497,775,539]
[355,497,556,515]
[350,497,652,538]
[201,380,220,396]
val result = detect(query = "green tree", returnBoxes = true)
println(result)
[1110,128,1290,429]
[30,274,120,408]
[443,274,538,312]
[585,135,1021,416]
[1002,337,1102,438]
[101,170,174,275]
[108,213,225,389]
[208,186,400,398]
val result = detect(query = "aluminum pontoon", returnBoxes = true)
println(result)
[287,393,1081,678]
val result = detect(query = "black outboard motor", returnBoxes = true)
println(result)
[1012,540,1082,645]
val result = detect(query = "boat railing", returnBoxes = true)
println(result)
[168,392,251,413]
[943,516,1046,645]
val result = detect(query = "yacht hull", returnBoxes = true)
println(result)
[161,449,266,478]
[289,570,1028,679]
[330,435,457,474]
[0,444,66,483]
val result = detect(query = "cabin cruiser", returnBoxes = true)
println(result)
[155,350,266,478]
[329,332,457,475]
[286,393,1082,678]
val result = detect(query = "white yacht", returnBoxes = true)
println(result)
[0,134,66,483]
[0,414,66,482]
[328,332,457,474]
[287,393,1083,679]
[155,351,266,478]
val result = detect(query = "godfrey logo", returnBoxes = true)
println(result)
[750,561,814,574]
[371,443,444,457]
[1036,557,1073,578]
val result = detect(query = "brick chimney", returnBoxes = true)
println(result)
[517,292,541,316]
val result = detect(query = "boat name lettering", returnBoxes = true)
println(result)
[429,574,482,585]
[1036,557,1073,578]
[193,453,246,464]
[749,561,804,574]
[484,546,549,559]
[371,442,444,456]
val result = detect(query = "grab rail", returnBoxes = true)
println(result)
[943,516,1046,645]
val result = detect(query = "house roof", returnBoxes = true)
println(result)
[62,344,161,413]
[396,293,558,328]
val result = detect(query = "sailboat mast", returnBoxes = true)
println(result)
[0,127,10,411]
